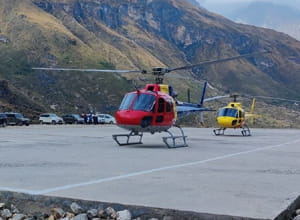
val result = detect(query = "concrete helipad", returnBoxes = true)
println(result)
[0,125,299,219]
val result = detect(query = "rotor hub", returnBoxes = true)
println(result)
[151,67,170,84]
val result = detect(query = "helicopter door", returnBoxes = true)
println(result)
[165,98,174,123]
[238,110,242,121]
[156,98,165,123]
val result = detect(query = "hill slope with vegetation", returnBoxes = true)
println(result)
[0,0,300,127]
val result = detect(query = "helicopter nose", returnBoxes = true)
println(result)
[116,110,152,126]
[217,116,236,128]
[115,110,132,124]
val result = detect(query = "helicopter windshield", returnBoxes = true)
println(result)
[119,93,136,110]
[218,108,238,117]
[132,93,156,111]
[119,93,156,112]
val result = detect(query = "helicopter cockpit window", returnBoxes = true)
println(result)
[147,86,154,91]
[132,93,156,112]
[158,98,165,113]
[218,108,238,118]
[238,110,244,118]
[119,93,136,110]
[166,99,173,112]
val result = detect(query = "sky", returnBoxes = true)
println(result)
[199,0,295,3]
[197,0,300,15]
[198,0,300,8]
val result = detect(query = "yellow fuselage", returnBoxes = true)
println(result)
[217,102,245,128]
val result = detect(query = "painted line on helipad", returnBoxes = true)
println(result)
[1,138,300,195]
[0,187,38,195]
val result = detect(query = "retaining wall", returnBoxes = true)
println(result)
[0,191,271,220]
[274,195,300,220]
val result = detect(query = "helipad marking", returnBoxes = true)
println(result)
[1,139,299,195]
[0,187,38,195]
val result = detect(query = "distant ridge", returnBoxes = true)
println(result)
[0,0,300,127]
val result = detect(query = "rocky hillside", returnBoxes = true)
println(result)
[0,0,300,126]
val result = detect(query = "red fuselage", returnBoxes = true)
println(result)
[115,86,175,133]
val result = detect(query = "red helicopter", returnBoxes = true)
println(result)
[33,51,268,148]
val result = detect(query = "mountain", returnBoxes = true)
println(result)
[0,0,300,127]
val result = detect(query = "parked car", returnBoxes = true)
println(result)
[0,113,8,127]
[97,114,116,124]
[39,113,64,124]
[4,112,30,126]
[62,114,84,124]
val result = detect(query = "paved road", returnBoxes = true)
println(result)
[0,125,299,219]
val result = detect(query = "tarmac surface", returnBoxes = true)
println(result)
[0,125,299,219]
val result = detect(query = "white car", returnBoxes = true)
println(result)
[39,113,64,124]
[97,114,116,124]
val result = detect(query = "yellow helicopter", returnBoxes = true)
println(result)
[213,95,258,136]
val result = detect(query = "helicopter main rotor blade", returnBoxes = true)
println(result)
[204,95,230,102]
[32,67,142,73]
[168,51,270,73]
[244,95,300,103]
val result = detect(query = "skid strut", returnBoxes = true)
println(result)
[213,128,226,136]
[162,125,188,148]
[241,124,251,136]
[112,131,143,146]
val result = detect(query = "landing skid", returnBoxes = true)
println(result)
[112,131,143,146]
[163,125,188,148]
[241,124,251,136]
[112,125,188,148]
[213,128,226,136]
[213,125,251,136]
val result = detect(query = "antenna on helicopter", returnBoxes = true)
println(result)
[230,94,239,102]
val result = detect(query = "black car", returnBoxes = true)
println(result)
[4,112,30,126]
[0,113,8,127]
[62,114,84,124]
